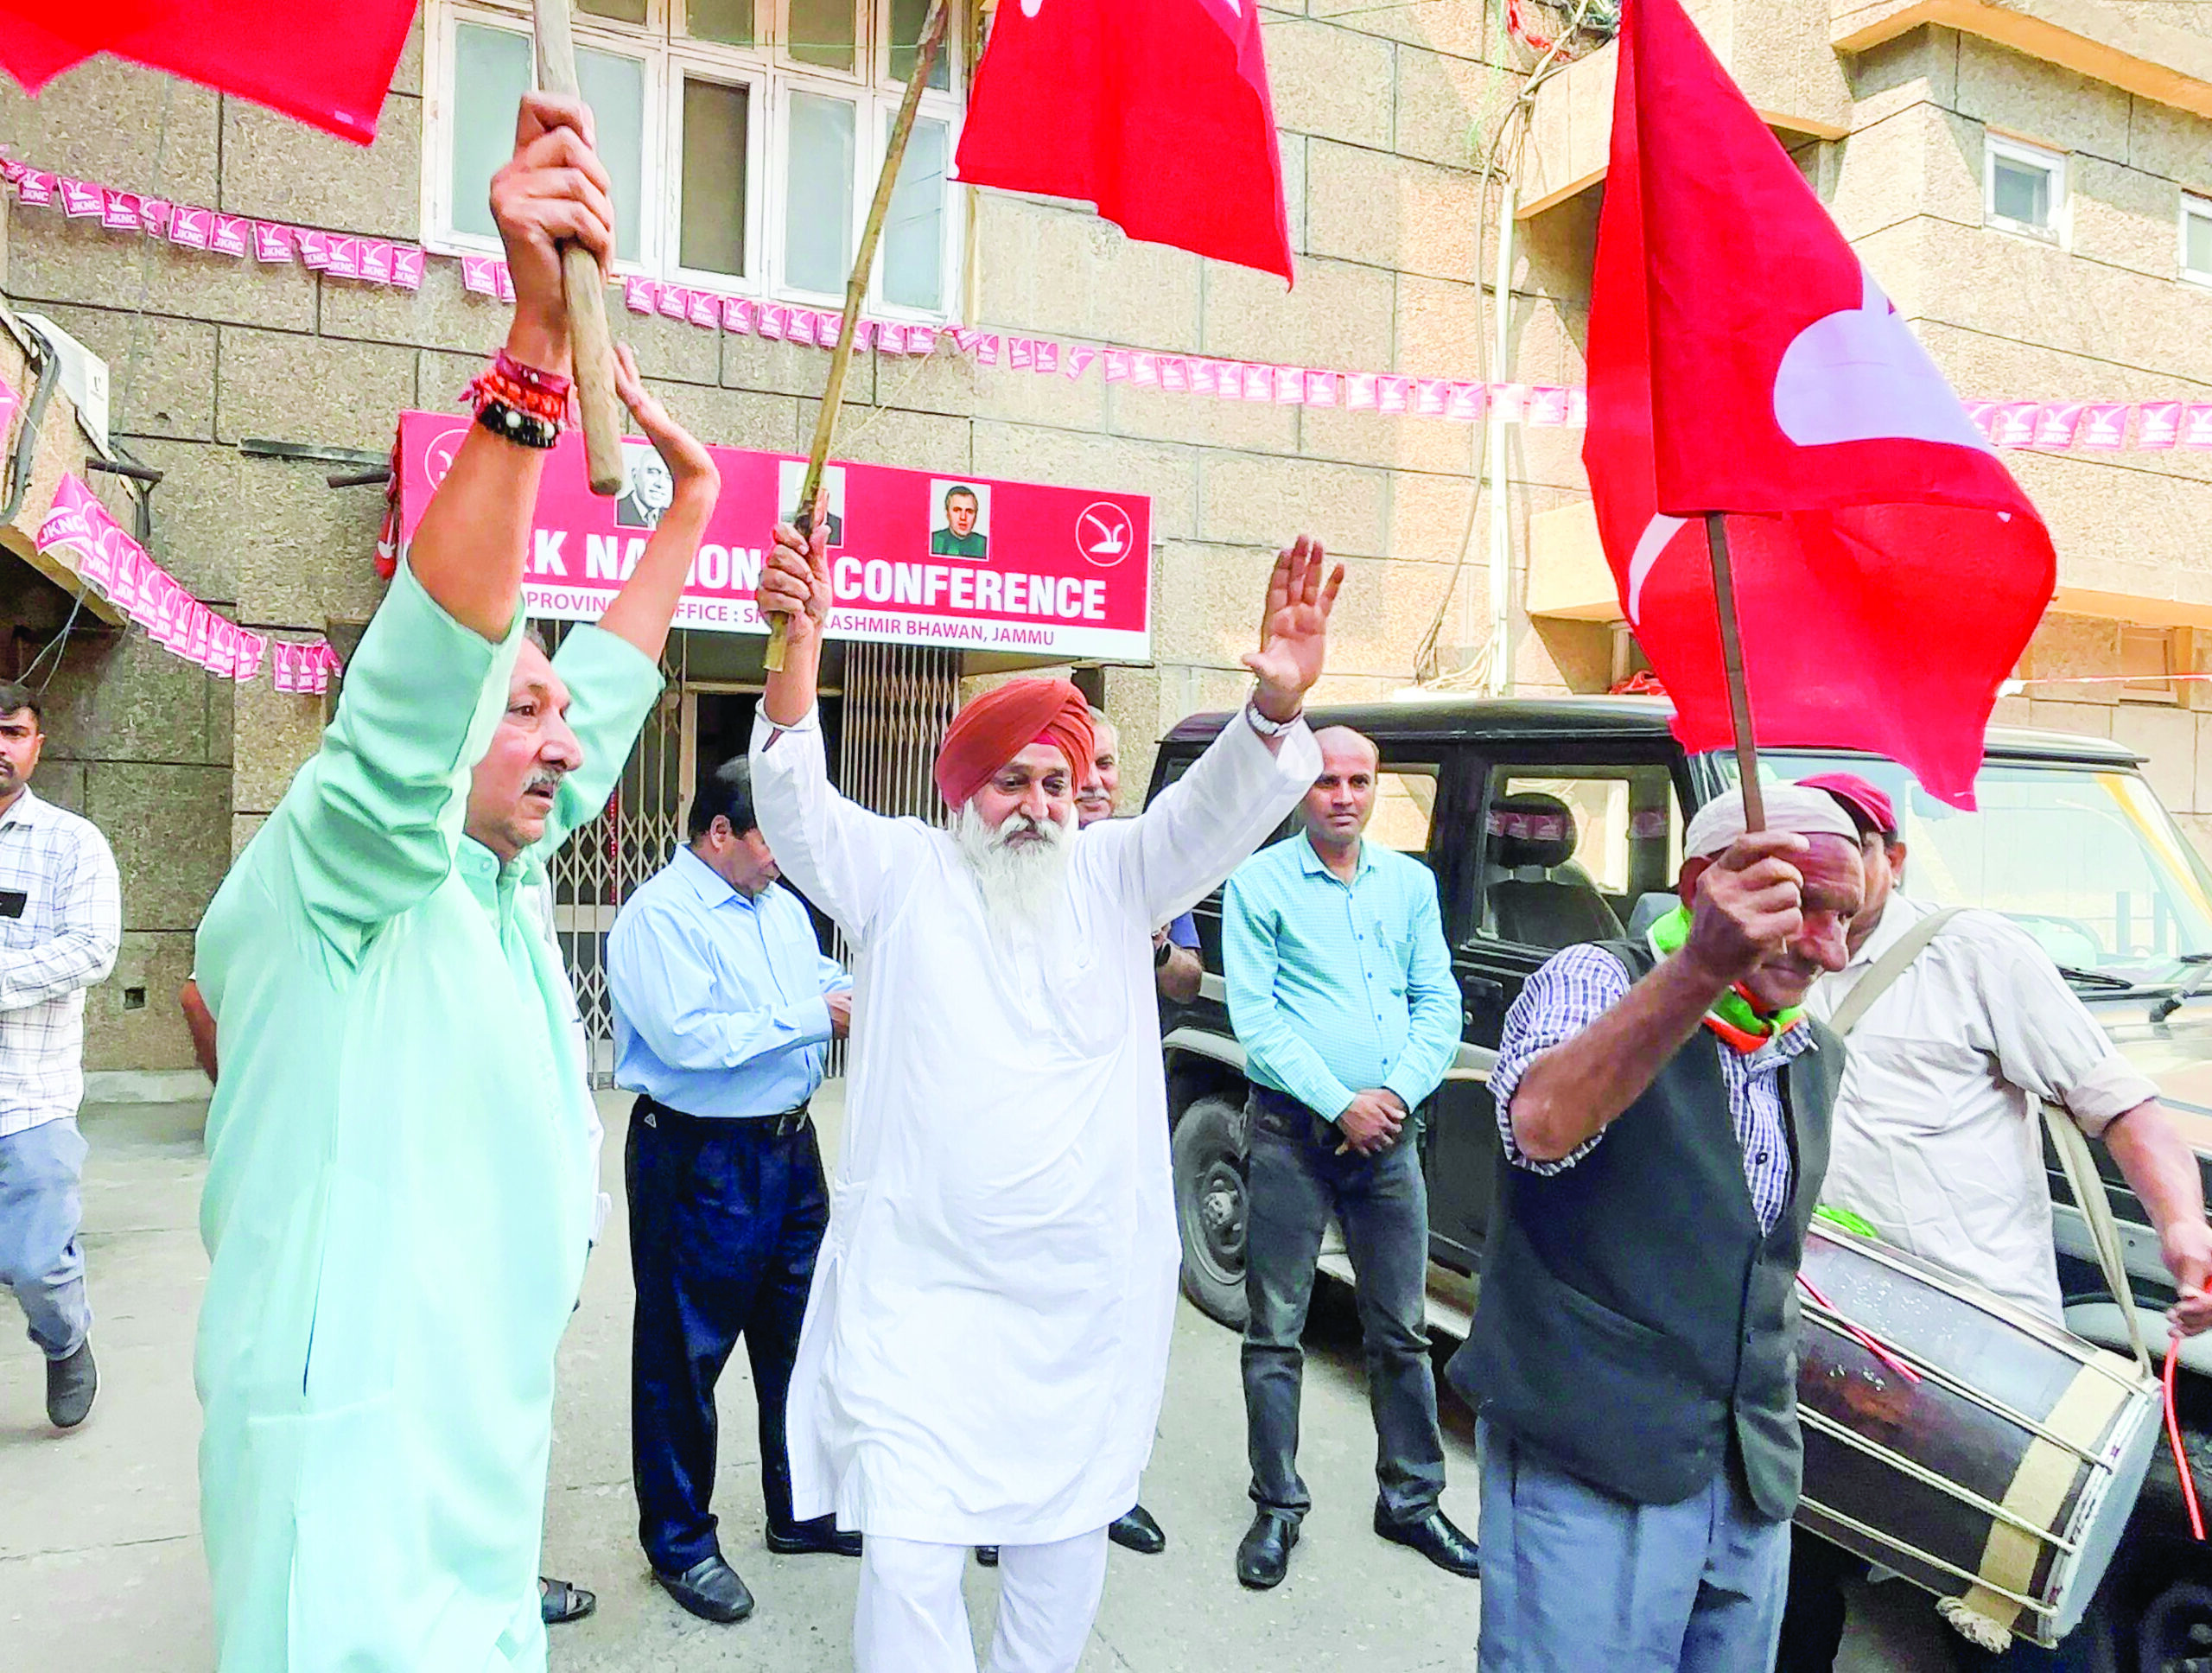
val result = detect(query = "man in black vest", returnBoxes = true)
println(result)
[1448,783,1865,1672]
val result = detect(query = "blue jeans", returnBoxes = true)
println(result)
[1478,1418,1789,1673]
[1241,1089,1446,1525]
[0,1117,91,1359]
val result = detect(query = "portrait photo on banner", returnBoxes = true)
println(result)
[929,480,992,561]
[776,459,849,549]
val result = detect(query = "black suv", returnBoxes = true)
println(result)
[1145,693,2212,1659]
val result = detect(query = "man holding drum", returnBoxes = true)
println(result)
[1777,772,2212,1671]
[1448,784,1864,1672]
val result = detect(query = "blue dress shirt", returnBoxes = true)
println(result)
[608,847,850,1118]
[1223,834,1459,1121]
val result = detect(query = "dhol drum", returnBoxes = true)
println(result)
[1795,1225,2163,1647]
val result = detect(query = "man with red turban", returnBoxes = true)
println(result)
[753,522,1339,1673]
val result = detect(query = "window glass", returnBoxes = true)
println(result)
[2186,200,2212,279]
[1992,156,2052,227]
[1369,766,1439,856]
[451,23,534,243]
[680,77,751,275]
[889,0,951,88]
[785,89,856,292]
[579,0,649,22]
[1478,765,1681,948]
[790,0,858,72]
[687,0,756,46]
[577,45,648,262]
[882,114,948,310]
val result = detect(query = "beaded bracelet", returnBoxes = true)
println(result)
[463,348,575,428]
[474,399,561,450]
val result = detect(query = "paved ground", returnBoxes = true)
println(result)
[0,1091,1950,1670]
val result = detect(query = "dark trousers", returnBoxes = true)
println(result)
[626,1097,830,1574]
[1777,1528,2079,1672]
[1241,1088,1446,1525]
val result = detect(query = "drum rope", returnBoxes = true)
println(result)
[2164,1337,2206,1542]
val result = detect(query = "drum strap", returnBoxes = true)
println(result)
[1828,907,1961,1039]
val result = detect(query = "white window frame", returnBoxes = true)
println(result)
[2183,192,2212,289]
[421,0,963,321]
[1983,133,2068,245]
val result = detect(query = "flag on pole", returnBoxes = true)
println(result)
[0,0,417,144]
[1585,0,2053,807]
[955,0,1294,283]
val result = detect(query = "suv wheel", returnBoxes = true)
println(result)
[1173,1094,1249,1330]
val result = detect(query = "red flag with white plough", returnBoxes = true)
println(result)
[1585,0,2055,815]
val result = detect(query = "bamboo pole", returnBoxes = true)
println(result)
[532,0,626,496]
[766,0,952,671]
[1704,511,1764,830]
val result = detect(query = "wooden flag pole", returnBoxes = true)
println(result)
[765,0,952,671]
[532,0,626,497]
[1704,511,1765,830]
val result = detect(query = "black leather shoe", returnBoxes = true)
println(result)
[1236,1511,1299,1590]
[766,1514,862,1557]
[653,1555,755,1623]
[1109,1504,1166,1555]
[45,1339,96,1429]
[975,1545,1000,1567]
[539,1576,595,1625]
[1374,1505,1480,1578]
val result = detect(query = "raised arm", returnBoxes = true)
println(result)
[1510,833,1807,1161]
[271,97,618,940]
[529,348,717,861]
[0,826,118,1011]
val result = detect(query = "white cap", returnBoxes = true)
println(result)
[1683,783,1861,859]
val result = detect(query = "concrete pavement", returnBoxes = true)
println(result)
[0,1091,1948,1670]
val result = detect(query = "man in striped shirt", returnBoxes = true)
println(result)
[1222,725,1473,1590]
[0,680,121,1431]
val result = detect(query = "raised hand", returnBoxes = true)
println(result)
[489,92,615,371]
[612,345,719,502]
[1241,535,1344,722]
[1682,831,1809,989]
[760,497,834,651]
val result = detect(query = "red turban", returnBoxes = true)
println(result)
[933,678,1096,810]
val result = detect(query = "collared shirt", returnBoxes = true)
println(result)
[1223,834,1459,1120]
[0,786,121,1137]
[1804,893,2158,1320]
[1491,944,1814,1232]
[608,845,848,1119]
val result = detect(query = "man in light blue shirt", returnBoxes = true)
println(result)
[1222,726,1473,1592]
[609,755,854,1627]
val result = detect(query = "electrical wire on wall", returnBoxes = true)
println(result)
[1409,0,1615,693]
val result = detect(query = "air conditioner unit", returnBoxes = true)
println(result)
[16,312,110,453]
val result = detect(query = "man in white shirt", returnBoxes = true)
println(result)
[751,519,1338,1673]
[0,680,121,1432]
[1778,771,2212,1670]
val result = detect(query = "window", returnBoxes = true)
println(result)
[424,0,963,319]
[1368,765,1440,856]
[1983,135,2065,244]
[2120,624,2183,704]
[1476,765,1681,950]
[2183,193,2212,287]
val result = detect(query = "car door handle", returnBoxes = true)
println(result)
[1461,977,1503,1018]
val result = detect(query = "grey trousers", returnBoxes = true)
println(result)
[1477,1418,1790,1673]
[0,1117,91,1359]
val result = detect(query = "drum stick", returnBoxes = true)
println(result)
[532,0,626,497]
[1797,1273,1921,1386]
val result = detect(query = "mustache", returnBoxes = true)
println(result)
[524,767,569,798]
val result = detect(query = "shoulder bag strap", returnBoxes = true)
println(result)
[1828,906,1963,1039]
[2041,1094,2155,1376]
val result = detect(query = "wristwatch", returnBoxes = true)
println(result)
[1244,699,1300,737]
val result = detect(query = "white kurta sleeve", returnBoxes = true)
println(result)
[749,704,934,941]
[1104,709,1323,930]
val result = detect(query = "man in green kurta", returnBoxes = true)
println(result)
[192,92,723,1670]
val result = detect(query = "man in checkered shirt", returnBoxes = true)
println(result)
[1444,783,1864,1673]
[0,679,121,1432]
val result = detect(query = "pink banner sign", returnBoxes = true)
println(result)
[2078,404,2130,448]
[396,410,1153,660]
[1159,358,1190,395]
[2139,402,2183,448]
[251,220,295,263]
[2186,405,2212,449]
[212,214,251,258]
[2031,402,2084,448]
[16,170,55,207]
[1034,340,1061,376]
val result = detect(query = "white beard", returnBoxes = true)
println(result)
[953,800,1077,936]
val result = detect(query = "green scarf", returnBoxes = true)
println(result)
[1646,904,1802,1050]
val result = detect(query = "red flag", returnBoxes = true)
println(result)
[955,0,1294,283]
[0,0,416,144]
[1585,0,2052,808]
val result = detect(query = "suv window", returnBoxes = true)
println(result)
[1473,764,1681,950]
[1370,764,1440,856]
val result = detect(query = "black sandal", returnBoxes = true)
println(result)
[540,1575,597,1625]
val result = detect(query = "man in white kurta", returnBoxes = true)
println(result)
[751,525,1341,1673]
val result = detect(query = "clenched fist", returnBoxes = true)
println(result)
[1681,830,1810,989]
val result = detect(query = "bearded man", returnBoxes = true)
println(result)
[192,93,718,1670]
[752,520,1340,1673]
